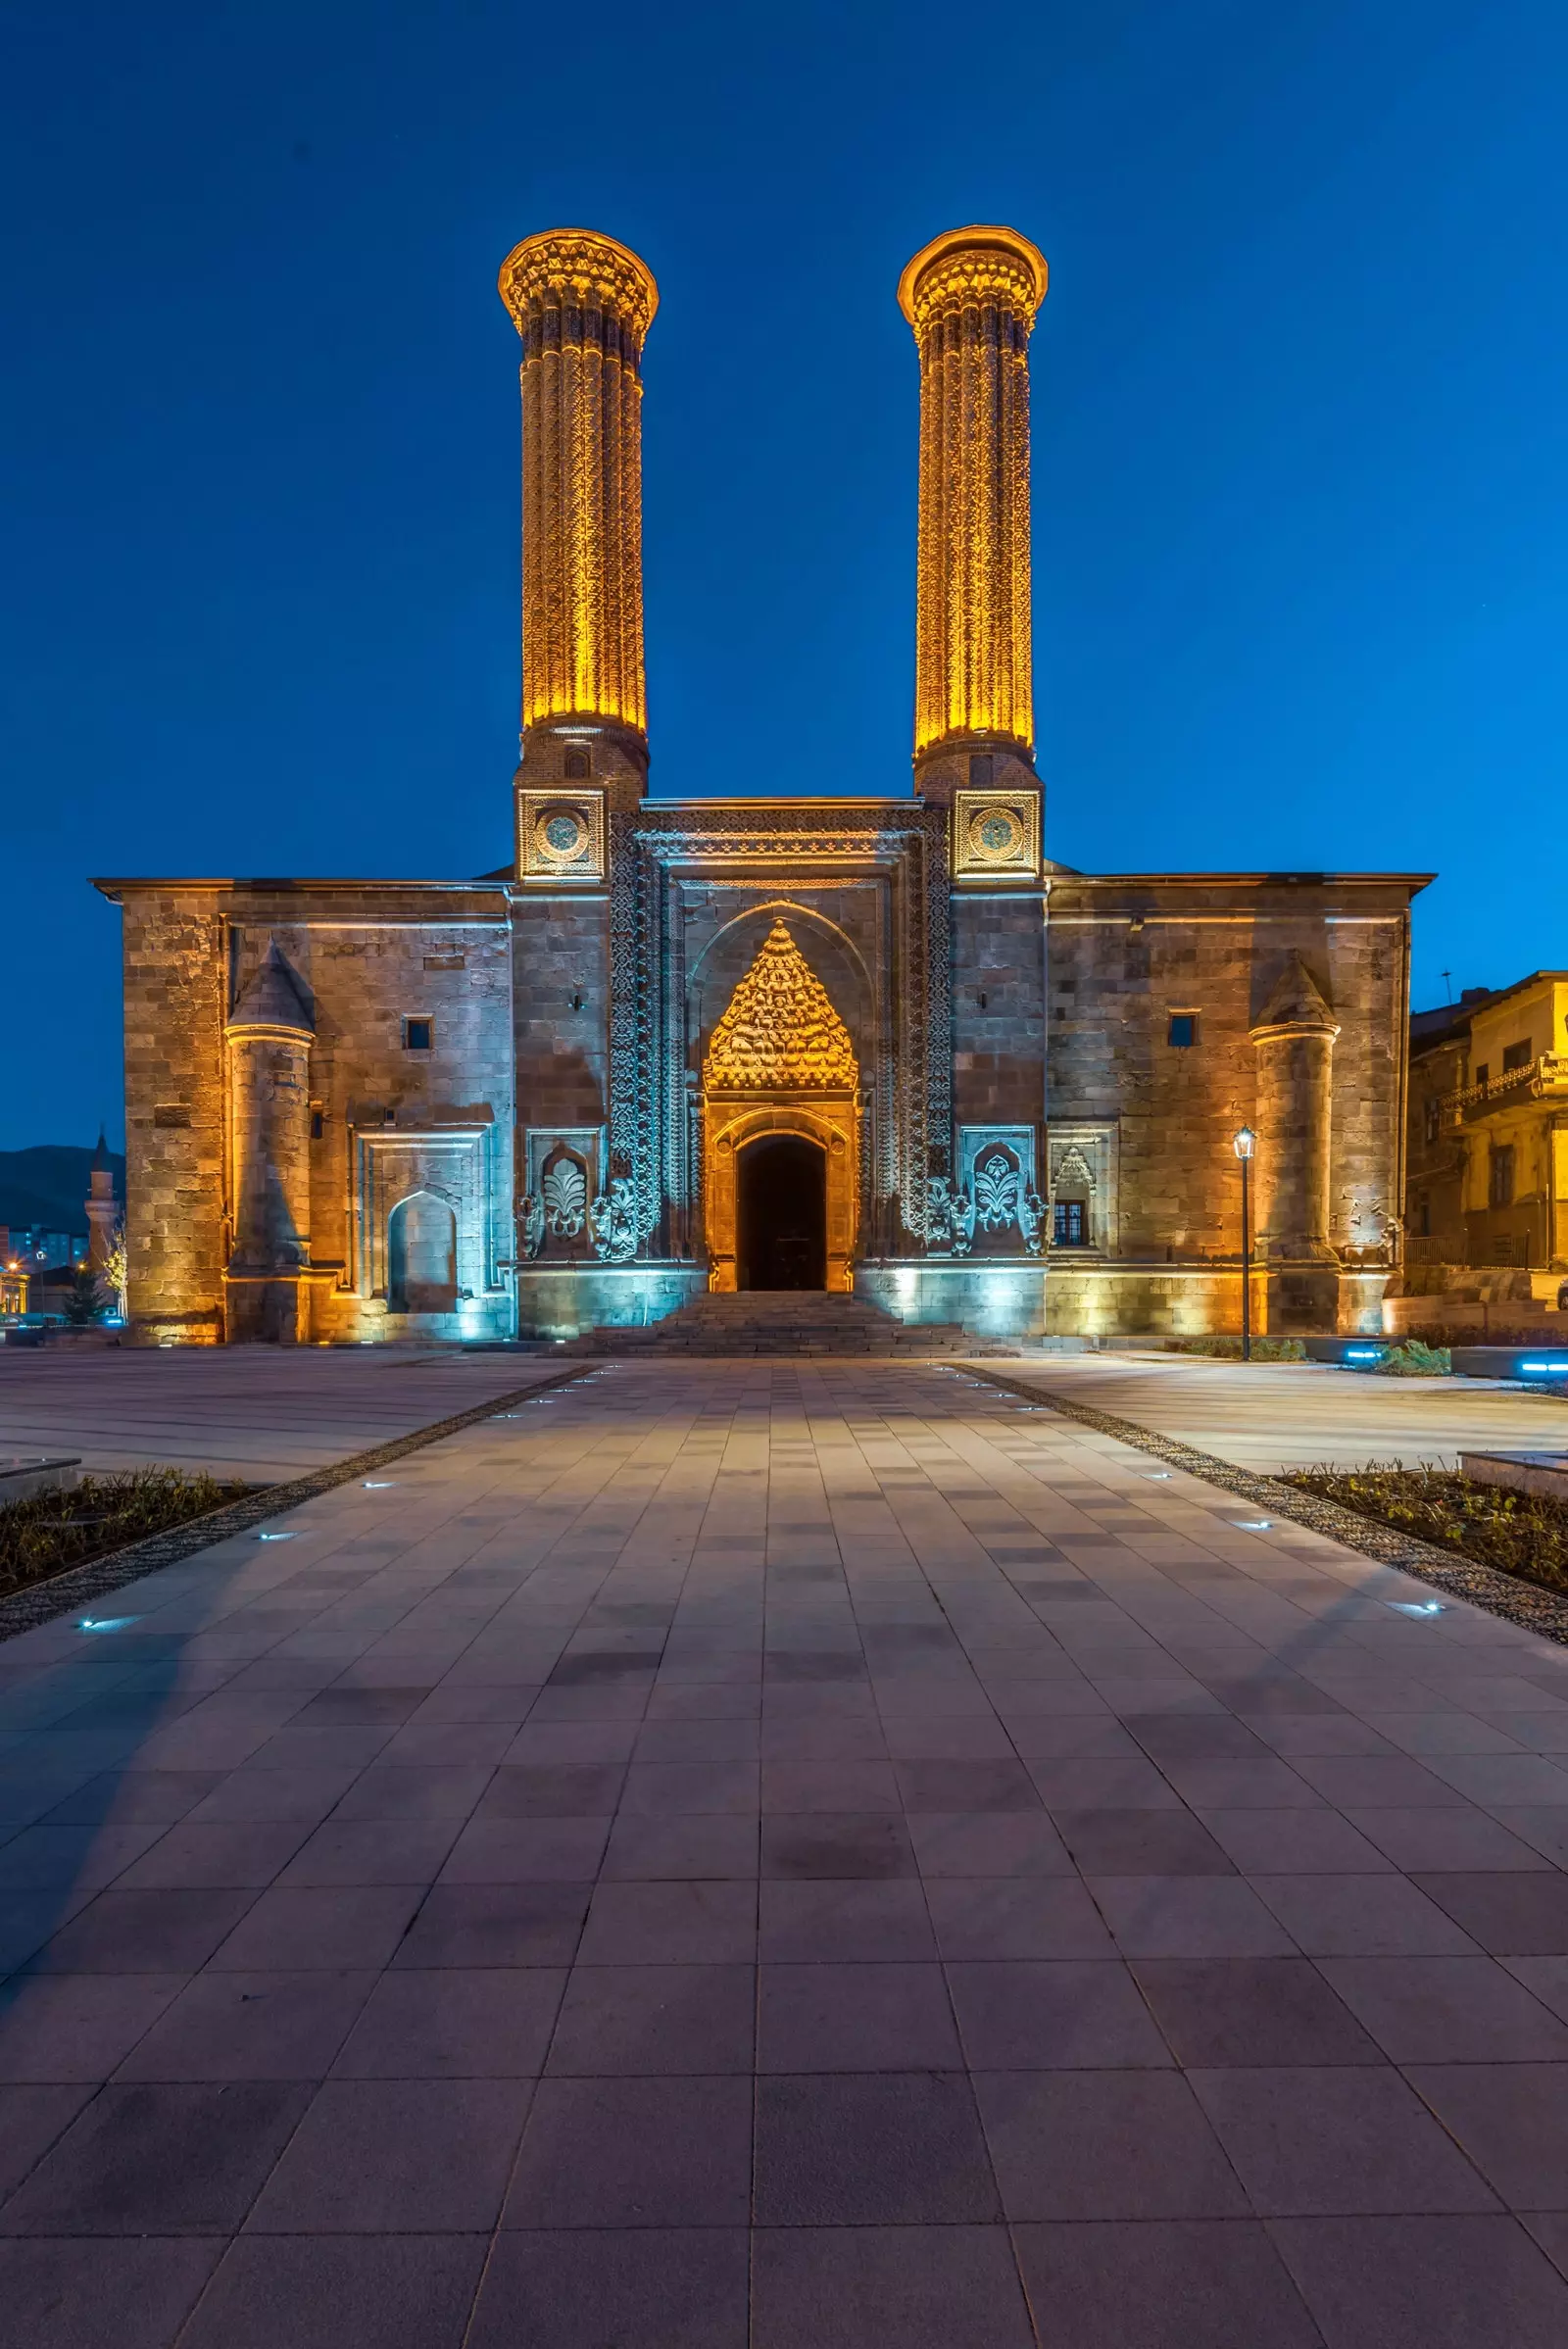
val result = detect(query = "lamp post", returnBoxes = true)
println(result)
[1233,1126,1256,1361]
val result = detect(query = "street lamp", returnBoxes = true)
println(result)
[1233,1126,1256,1361]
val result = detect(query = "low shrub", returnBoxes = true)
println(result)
[1165,1336,1307,1362]
[1282,1461,1568,1595]
[1375,1340,1451,1377]
[0,1468,251,1597]
[1397,1323,1568,1351]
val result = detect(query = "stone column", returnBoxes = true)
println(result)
[224,940,315,1343]
[1250,954,1341,1327]
[498,229,659,799]
[899,225,1048,797]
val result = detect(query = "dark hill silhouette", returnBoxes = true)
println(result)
[0,1145,124,1232]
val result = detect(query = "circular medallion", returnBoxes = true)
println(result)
[535,807,588,864]
[969,806,1025,862]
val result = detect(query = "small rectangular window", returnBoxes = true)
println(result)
[1422,1099,1441,1146]
[1054,1199,1088,1247]
[1502,1038,1532,1072]
[310,1110,324,1141]
[1489,1145,1515,1208]
[1167,1013,1199,1049]
[1475,1062,1490,1087]
[402,1016,433,1053]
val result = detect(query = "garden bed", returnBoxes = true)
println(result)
[0,1468,255,1599]
[1282,1462,1568,1597]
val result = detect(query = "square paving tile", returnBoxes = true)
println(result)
[973,2068,1249,2221]
[760,1814,916,1880]
[1317,1956,1568,2062]
[758,1963,960,2072]
[503,2076,752,2227]
[331,1969,564,2078]
[760,1881,935,1962]
[0,2237,221,2349]
[1250,1874,1480,1958]
[0,1974,186,2082]
[178,2232,484,2349]
[393,1884,589,1968]
[1406,2063,1568,2211]
[0,2080,311,2233]
[1270,2213,1568,2346]
[115,1971,377,2081]
[547,1964,755,2075]
[468,2228,748,2349]
[1408,1872,1568,1953]
[947,1959,1172,2068]
[1189,2066,1497,2214]
[1012,2218,1325,2348]
[1131,1958,1385,2067]
[1089,1876,1298,1959]
[1053,1808,1236,1876]
[754,2071,998,2223]
[750,2224,1035,2349]
[247,2077,531,2230]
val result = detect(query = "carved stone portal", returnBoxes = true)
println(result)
[702,922,859,1293]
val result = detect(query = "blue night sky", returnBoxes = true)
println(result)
[2,0,1563,1150]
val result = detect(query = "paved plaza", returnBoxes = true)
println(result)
[3,1358,1568,2343]
[0,1346,566,1483]
[1004,1349,1568,1475]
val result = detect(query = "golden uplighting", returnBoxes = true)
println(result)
[498,229,659,739]
[900,225,1048,760]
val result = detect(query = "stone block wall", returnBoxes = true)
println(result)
[950,892,1046,1133]
[117,888,227,1342]
[1046,876,1413,1277]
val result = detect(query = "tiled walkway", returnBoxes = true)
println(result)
[2,1359,1568,2345]
[0,1347,566,1482]
[998,1350,1568,1474]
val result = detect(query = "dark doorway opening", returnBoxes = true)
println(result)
[738,1134,826,1290]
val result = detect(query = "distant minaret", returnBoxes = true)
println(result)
[85,1128,117,1271]
[899,225,1048,802]
[498,228,659,816]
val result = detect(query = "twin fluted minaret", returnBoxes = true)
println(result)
[899,226,1048,785]
[498,229,659,785]
[498,222,1046,788]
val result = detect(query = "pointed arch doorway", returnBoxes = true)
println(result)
[702,921,859,1294]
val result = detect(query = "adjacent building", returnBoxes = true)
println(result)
[95,225,1424,1346]
[1401,974,1568,1320]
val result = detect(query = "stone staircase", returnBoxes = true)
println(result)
[560,1290,999,1357]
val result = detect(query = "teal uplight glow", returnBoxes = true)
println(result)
[1521,1361,1568,1375]
[78,1616,136,1632]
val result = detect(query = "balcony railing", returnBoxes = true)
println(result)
[1446,1053,1568,1124]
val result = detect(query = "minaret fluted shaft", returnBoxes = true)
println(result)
[900,226,1048,766]
[498,230,658,742]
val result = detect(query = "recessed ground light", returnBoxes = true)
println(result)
[78,1617,136,1632]
[257,1530,296,1542]
[363,1481,395,1490]
[1391,1598,1446,1616]
[1145,1471,1173,1480]
[1233,1519,1273,1531]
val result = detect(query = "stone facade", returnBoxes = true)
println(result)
[94,223,1425,1346]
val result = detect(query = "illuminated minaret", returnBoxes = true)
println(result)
[899,225,1048,799]
[498,229,658,808]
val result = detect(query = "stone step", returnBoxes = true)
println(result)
[559,1288,983,1357]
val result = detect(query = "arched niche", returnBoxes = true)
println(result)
[387,1191,458,1314]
